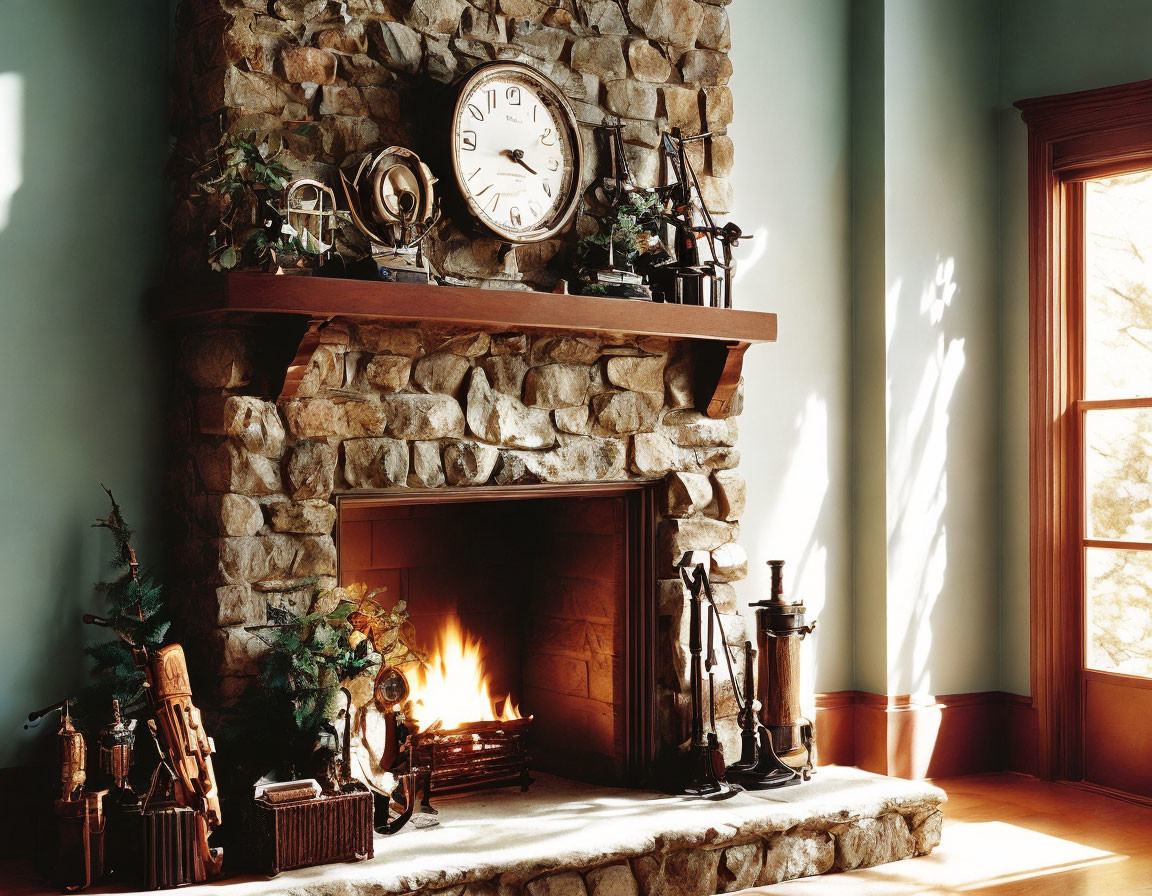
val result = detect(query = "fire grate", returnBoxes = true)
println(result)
[410,716,534,812]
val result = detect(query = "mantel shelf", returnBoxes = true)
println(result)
[161,272,778,345]
[161,272,775,417]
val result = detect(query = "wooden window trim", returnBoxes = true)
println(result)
[1017,79,1152,781]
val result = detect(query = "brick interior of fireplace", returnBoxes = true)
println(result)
[338,495,631,783]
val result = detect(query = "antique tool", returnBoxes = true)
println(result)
[143,643,224,881]
[98,699,137,799]
[749,561,817,779]
[280,178,338,265]
[27,701,108,891]
[676,553,738,800]
[691,220,750,310]
[98,699,142,883]
[652,129,748,308]
[340,146,440,283]
[26,700,86,801]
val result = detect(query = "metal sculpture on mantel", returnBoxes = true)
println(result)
[652,129,751,308]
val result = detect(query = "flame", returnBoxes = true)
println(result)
[407,618,521,731]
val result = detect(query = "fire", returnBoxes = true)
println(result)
[407,618,521,731]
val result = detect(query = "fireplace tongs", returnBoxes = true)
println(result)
[676,552,740,800]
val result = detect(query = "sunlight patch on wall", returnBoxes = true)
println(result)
[886,257,966,698]
[0,73,23,234]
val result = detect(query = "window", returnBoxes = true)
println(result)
[1019,79,1152,789]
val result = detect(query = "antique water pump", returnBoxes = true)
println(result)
[749,561,816,778]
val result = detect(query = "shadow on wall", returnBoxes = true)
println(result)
[0,1,170,770]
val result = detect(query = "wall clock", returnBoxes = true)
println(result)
[450,61,584,243]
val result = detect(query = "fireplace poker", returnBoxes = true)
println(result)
[676,552,738,800]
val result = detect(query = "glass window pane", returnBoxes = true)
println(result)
[1085,547,1152,678]
[1085,407,1152,541]
[1085,171,1152,400]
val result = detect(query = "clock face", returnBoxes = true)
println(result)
[451,62,583,243]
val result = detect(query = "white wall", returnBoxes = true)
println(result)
[881,0,1001,696]
[728,0,855,695]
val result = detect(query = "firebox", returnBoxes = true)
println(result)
[334,482,658,786]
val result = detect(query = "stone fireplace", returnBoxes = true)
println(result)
[170,312,752,771]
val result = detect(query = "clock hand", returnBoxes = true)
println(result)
[503,148,538,176]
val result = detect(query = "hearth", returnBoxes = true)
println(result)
[335,483,658,787]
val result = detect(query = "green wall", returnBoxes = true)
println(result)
[846,0,1003,699]
[998,0,1152,695]
[0,0,169,766]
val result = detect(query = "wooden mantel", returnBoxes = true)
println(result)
[164,272,777,343]
[162,272,778,417]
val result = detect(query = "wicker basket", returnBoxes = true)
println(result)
[247,784,374,876]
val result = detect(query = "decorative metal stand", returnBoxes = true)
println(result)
[410,717,534,813]
[724,637,801,791]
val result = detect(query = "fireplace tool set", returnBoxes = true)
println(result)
[675,553,816,800]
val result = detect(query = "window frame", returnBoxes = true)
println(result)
[1018,79,1152,781]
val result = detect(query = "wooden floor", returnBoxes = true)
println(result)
[740,773,1152,894]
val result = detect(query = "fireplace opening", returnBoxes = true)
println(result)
[335,483,658,787]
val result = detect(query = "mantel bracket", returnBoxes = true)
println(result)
[278,317,335,402]
[693,340,749,419]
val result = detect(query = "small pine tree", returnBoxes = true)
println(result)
[75,487,171,733]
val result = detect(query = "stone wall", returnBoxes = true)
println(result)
[171,0,735,287]
[171,319,749,755]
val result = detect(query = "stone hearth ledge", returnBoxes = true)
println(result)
[16,767,941,896]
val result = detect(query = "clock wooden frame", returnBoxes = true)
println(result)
[448,61,584,244]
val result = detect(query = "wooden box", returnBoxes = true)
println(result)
[248,785,374,876]
[142,806,199,890]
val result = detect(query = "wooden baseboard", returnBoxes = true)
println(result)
[814,690,1039,778]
